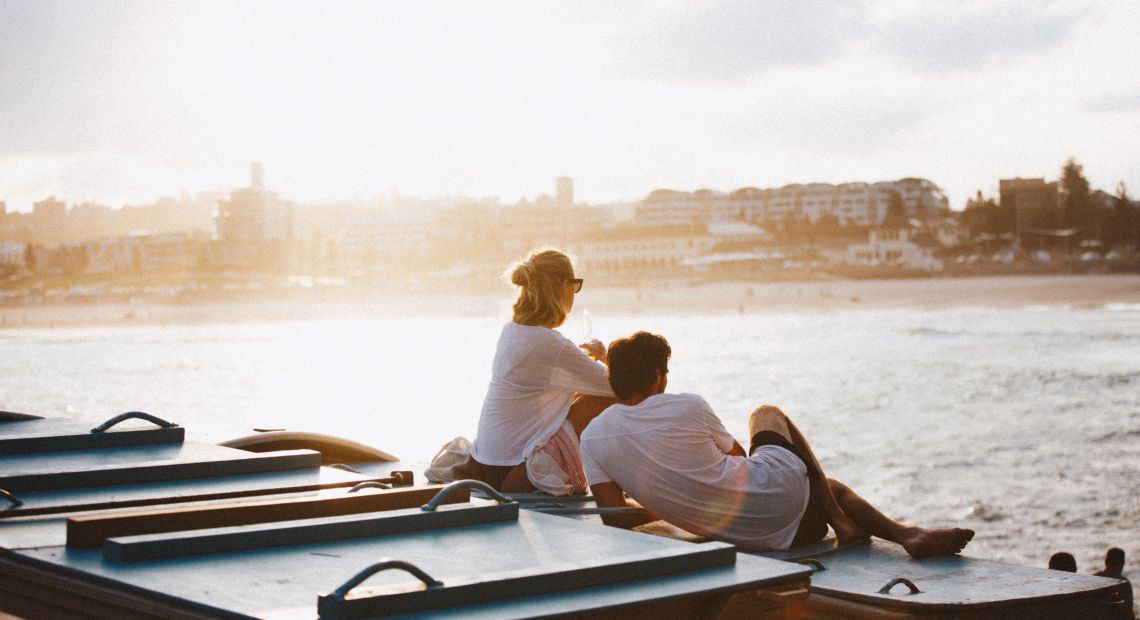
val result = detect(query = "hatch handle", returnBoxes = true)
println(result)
[422,479,514,511]
[348,481,391,492]
[347,471,415,493]
[0,488,22,508]
[91,411,179,433]
[796,558,827,572]
[327,559,443,599]
[878,577,922,595]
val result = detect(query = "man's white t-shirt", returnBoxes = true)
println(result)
[471,322,613,466]
[580,393,810,551]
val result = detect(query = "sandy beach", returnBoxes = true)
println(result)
[2,273,1140,329]
[583,273,1140,315]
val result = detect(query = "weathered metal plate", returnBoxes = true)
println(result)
[67,485,464,548]
[0,465,365,519]
[10,510,811,619]
[318,541,735,619]
[0,417,185,454]
[0,516,68,550]
[104,501,520,562]
[774,539,1127,611]
[0,445,321,492]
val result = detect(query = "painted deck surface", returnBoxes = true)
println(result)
[0,463,364,518]
[10,509,810,619]
[775,539,1126,610]
[0,445,321,492]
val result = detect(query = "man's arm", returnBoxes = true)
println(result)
[590,481,658,529]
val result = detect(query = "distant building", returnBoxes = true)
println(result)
[31,197,67,245]
[1000,178,1059,240]
[930,217,968,248]
[251,161,265,192]
[83,233,198,274]
[0,242,24,267]
[556,177,574,207]
[637,189,704,227]
[331,209,435,274]
[569,221,766,277]
[570,224,714,276]
[214,164,294,270]
[498,199,604,258]
[636,178,949,229]
[847,227,942,271]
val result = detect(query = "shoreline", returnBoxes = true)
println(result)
[2,273,1140,329]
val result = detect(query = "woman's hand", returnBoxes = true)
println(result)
[579,339,606,362]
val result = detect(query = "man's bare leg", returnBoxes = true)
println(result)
[748,405,868,544]
[747,405,861,542]
[748,405,974,557]
[828,479,974,558]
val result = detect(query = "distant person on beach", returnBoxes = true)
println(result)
[1096,547,1126,579]
[1049,552,1077,572]
[579,331,976,556]
[451,249,615,494]
[1094,547,1133,609]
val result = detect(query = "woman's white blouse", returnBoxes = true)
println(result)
[470,322,613,466]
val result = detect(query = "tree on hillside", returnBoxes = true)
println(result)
[813,213,841,238]
[881,190,908,228]
[1059,158,1093,235]
[1107,182,1138,249]
[23,244,35,271]
[962,191,1003,238]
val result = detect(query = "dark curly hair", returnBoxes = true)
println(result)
[606,331,671,400]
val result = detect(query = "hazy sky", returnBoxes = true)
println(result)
[1,1,1138,212]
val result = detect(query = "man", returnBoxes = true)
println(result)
[1095,547,1126,579]
[1049,552,1077,572]
[579,331,975,557]
[1093,547,1133,609]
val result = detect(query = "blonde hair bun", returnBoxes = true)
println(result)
[510,260,533,287]
[508,249,575,327]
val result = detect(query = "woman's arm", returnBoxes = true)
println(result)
[551,336,614,396]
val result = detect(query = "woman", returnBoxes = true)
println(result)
[459,249,615,494]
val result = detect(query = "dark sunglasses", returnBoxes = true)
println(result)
[567,278,583,293]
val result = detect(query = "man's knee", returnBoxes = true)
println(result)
[828,478,852,499]
[747,405,791,442]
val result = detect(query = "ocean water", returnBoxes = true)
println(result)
[1,302,1137,584]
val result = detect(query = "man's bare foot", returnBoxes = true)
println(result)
[898,526,975,558]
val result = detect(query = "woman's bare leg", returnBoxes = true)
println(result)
[500,464,536,492]
[567,394,618,437]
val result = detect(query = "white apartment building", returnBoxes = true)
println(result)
[635,190,705,227]
[330,210,436,272]
[569,221,768,276]
[0,242,24,267]
[83,233,197,273]
[569,224,714,274]
[847,227,943,271]
[635,178,949,229]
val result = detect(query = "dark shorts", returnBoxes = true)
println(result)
[749,431,830,547]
